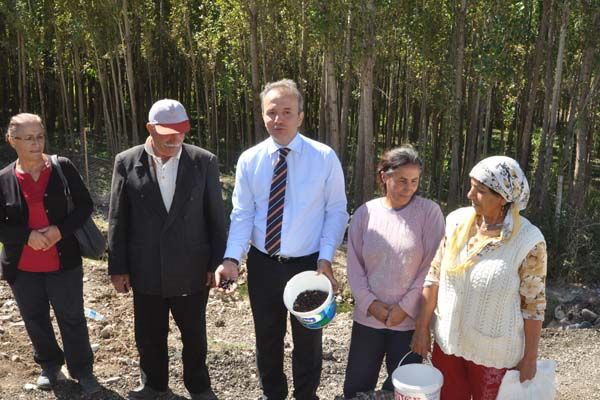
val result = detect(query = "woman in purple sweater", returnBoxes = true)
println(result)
[343,146,445,398]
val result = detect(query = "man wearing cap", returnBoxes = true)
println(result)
[108,99,226,400]
[215,79,348,400]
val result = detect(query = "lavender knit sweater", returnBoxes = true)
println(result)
[347,196,444,331]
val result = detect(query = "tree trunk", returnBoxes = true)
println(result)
[212,67,219,153]
[184,5,203,144]
[35,67,48,151]
[324,47,340,154]
[418,70,428,152]
[463,79,481,195]
[339,5,353,166]
[108,55,124,149]
[73,47,86,149]
[120,0,139,145]
[115,55,129,146]
[353,0,376,207]
[298,0,307,92]
[56,43,75,149]
[95,52,117,155]
[483,84,493,156]
[571,9,600,211]
[385,62,397,150]
[247,0,265,141]
[17,31,28,112]
[318,55,327,143]
[519,0,553,173]
[532,2,569,210]
[447,0,467,210]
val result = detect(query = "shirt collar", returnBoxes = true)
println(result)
[144,136,182,161]
[267,132,304,156]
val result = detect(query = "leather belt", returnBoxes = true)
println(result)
[251,246,318,264]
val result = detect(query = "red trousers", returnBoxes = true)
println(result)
[432,343,508,400]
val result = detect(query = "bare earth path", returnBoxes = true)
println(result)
[0,254,599,400]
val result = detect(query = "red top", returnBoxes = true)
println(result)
[15,164,60,272]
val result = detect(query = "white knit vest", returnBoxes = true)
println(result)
[433,207,545,368]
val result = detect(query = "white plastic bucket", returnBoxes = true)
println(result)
[283,271,336,329]
[392,352,443,400]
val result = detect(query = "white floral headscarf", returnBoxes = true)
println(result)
[469,156,530,211]
[443,156,529,275]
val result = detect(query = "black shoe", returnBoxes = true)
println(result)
[190,388,218,400]
[36,368,66,390]
[79,374,102,396]
[127,385,174,400]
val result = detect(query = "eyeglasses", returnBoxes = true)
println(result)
[10,134,45,144]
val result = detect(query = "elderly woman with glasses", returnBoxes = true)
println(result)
[411,156,547,400]
[343,146,445,398]
[0,113,101,394]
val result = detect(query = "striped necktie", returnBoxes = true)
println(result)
[265,147,290,255]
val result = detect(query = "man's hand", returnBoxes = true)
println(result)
[111,274,131,293]
[28,230,51,250]
[367,300,390,323]
[214,259,239,293]
[385,304,408,327]
[39,225,62,248]
[316,259,339,293]
[516,354,537,382]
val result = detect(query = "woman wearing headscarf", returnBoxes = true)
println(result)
[343,146,445,398]
[0,113,101,394]
[411,156,547,400]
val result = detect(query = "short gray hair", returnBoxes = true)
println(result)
[260,79,304,113]
[5,113,44,142]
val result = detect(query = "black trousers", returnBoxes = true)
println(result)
[9,266,94,380]
[247,247,322,400]
[133,290,210,394]
[343,321,421,398]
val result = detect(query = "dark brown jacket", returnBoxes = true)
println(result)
[107,143,226,297]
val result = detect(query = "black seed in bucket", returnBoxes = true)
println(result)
[293,290,328,312]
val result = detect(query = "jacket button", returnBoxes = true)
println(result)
[44,193,48,197]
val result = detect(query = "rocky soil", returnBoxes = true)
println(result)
[1,250,599,400]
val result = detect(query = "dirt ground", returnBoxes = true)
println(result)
[0,252,599,400]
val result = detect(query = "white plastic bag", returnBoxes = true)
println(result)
[496,360,556,400]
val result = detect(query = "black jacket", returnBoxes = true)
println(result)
[0,156,93,284]
[107,144,226,297]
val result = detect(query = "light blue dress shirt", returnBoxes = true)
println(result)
[224,133,349,263]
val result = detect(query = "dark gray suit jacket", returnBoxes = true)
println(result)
[107,143,226,297]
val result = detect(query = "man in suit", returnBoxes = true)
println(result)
[215,79,348,400]
[108,99,226,400]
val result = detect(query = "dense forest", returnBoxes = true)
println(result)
[1,0,599,282]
